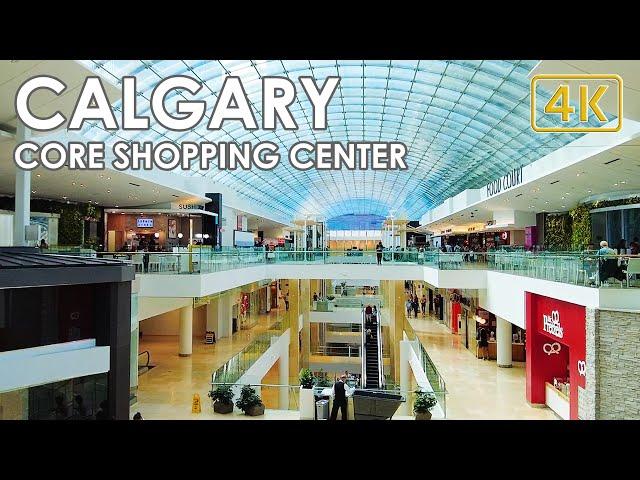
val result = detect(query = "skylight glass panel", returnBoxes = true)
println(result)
[76,59,601,221]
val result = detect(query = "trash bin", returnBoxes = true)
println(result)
[316,399,329,420]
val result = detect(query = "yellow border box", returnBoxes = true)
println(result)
[530,74,623,132]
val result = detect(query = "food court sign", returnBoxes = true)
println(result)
[486,166,523,197]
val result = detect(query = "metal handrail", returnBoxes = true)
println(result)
[138,350,150,368]
[375,310,384,389]
[312,345,361,357]
[361,309,367,390]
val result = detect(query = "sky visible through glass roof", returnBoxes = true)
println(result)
[77,60,606,224]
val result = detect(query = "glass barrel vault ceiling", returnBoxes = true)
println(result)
[77,60,607,221]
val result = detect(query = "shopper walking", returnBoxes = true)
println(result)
[412,294,419,318]
[376,241,383,265]
[405,298,413,318]
[477,326,489,360]
[420,295,427,316]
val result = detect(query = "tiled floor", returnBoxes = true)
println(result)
[408,314,558,420]
[134,307,285,420]
[134,304,558,420]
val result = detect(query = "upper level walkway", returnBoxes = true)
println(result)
[106,250,639,314]
[19,249,640,327]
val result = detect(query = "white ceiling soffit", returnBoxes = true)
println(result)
[530,60,640,123]
[423,126,640,232]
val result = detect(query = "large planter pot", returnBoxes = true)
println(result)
[213,400,234,414]
[245,404,265,416]
[299,386,315,420]
[415,411,432,420]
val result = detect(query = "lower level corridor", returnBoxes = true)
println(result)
[409,314,558,420]
[133,305,298,420]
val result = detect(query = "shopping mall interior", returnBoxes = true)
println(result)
[1,59,639,422]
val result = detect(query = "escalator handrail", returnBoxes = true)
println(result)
[361,308,367,390]
[375,311,384,389]
[138,350,150,368]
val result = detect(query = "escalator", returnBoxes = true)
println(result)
[354,308,403,419]
[361,308,384,389]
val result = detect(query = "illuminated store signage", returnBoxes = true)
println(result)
[577,360,586,377]
[543,342,561,355]
[178,204,203,210]
[543,310,563,338]
[486,166,523,197]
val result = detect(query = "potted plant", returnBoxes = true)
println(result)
[413,391,437,420]
[235,385,265,416]
[299,368,316,420]
[208,384,234,414]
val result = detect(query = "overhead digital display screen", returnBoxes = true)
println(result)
[137,218,154,228]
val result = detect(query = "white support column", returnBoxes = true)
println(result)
[13,122,31,246]
[496,316,512,368]
[391,218,395,250]
[206,298,219,337]
[303,219,307,252]
[278,335,289,409]
[312,223,317,250]
[178,305,193,357]
[398,340,411,416]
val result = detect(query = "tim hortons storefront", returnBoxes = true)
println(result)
[525,293,586,420]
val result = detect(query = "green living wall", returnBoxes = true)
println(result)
[569,204,592,250]
[29,199,101,246]
[544,213,572,251]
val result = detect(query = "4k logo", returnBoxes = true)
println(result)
[531,74,623,132]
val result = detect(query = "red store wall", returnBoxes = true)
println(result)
[525,292,586,419]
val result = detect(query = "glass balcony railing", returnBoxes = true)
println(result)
[39,248,640,289]
[403,318,447,416]
[211,312,291,385]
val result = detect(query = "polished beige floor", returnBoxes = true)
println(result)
[134,307,288,420]
[408,314,558,420]
[134,303,558,420]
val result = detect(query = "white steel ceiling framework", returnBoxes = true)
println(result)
[77,60,603,223]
